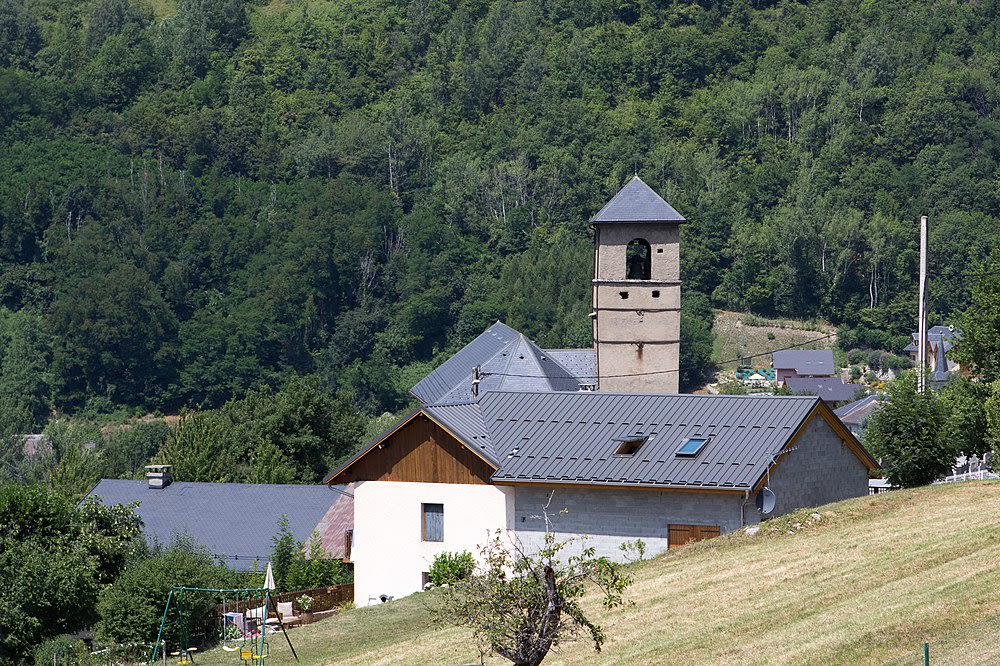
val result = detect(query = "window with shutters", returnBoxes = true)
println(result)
[422,503,444,542]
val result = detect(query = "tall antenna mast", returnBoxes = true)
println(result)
[917,215,928,393]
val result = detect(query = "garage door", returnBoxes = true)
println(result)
[668,524,721,548]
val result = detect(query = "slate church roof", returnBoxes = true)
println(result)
[590,175,686,224]
[84,480,353,569]
[410,322,596,404]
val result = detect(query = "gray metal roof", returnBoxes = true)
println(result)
[84,480,348,569]
[327,390,876,489]
[451,391,833,490]
[590,176,686,224]
[785,377,858,402]
[833,395,882,425]
[772,349,836,375]
[424,401,498,465]
[414,322,593,404]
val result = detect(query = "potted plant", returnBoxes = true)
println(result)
[297,594,315,624]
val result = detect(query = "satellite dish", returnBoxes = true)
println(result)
[756,487,776,515]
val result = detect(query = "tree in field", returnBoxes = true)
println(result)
[435,520,632,666]
[865,371,953,487]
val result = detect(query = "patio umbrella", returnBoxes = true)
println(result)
[264,562,276,590]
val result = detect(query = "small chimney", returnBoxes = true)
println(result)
[145,464,173,489]
[471,365,481,399]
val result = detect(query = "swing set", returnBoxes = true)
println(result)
[148,587,298,666]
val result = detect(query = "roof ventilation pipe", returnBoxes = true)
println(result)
[145,464,172,489]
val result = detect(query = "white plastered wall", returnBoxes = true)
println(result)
[352,481,514,606]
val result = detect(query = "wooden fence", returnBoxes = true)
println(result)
[212,583,354,618]
[273,584,354,612]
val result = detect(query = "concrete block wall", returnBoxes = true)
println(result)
[512,485,746,561]
[764,416,870,517]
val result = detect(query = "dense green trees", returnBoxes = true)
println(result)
[0,485,143,665]
[153,375,365,483]
[0,0,996,424]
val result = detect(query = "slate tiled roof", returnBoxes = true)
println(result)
[84,480,350,569]
[903,325,960,352]
[772,349,836,376]
[902,326,960,381]
[544,350,597,382]
[410,321,520,403]
[413,322,594,404]
[590,176,686,224]
[833,395,882,426]
[785,377,858,402]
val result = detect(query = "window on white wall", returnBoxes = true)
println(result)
[422,503,444,542]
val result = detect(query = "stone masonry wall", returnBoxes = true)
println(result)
[512,485,746,561]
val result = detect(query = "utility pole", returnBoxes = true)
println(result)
[917,215,928,393]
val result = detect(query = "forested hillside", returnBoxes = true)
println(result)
[1,0,997,426]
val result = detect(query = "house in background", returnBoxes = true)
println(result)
[785,376,859,405]
[772,350,837,387]
[833,395,883,440]
[85,466,354,569]
[326,177,877,608]
[903,325,962,382]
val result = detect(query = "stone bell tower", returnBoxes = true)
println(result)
[591,175,684,393]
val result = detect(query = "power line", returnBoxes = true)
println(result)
[480,332,837,380]
[928,269,1000,279]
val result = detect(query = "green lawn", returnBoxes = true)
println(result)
[195,481,1000,665]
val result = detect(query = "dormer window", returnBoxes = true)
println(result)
[626,239,651,280]
[675,438,709,457]
[614,435,647,456]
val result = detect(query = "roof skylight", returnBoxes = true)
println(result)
[614,436,647,456]
[675,438,709,457]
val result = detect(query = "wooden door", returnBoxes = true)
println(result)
[668,524,721,548]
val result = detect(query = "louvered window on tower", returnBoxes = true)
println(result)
[625,239,651,279]
[422,503,444,542]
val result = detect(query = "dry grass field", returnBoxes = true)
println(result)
[712,310,837,371]
[196,481,1000,666]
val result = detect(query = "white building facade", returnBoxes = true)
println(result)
[352,480,513,606]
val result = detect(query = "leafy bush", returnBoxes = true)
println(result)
[717,381,749,395]
[429,550,476,586]
[273,519,351,592]
[33,637,92,666]
[849,366,863,381]
[95,538,235,647]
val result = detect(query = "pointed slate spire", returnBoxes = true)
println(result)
[590,175,686,224]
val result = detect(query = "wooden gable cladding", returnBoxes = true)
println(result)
[335,413,495,485]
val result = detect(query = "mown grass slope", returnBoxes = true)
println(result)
[197,481,1000,665]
